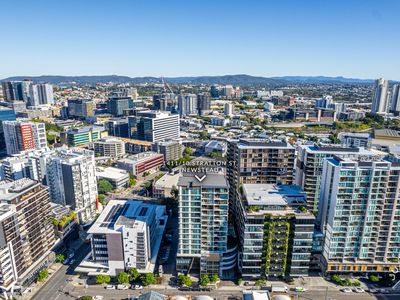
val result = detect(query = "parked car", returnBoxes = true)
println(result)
[131,284,143,290]
[68,259,75,265]
[117,284,129,290]
[354,287,365,293]
[295,287,308,292]
[105,285,115,290]
[341,288,352,293]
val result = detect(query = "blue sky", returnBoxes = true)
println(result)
[1,0,400,79]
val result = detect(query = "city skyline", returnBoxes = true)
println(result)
[1,0,400,80]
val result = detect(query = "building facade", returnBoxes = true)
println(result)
[62,126,108,147]
[94,137,126,158]
[128,111,180,143]
[46,148,98,223]
[295,144,384,212]
[67,99,94,118]
[318,157,400,274]
[86,200,167,275]
[371,78,389,114]
[155,140,184,163]
[28,84,54,107]
[3,120,47,155]
[0,179,56,298]
[176,173,229,277]
[117,152,164,176]
[237,184,314,278]
[227,138,295,215]
[107,96,133,116]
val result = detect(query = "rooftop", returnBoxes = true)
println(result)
[88,200,165,234]
[243,184,297,206]
[96,166,129,180]
[375,129,400,138]
[235,138,293,149]
[0,178,40,202]
[154,172,181,189]
[301,143,385,155]
[178,172,228,188]
[66,125,105,134]
[119,152,162,164]
[118,137,153,146]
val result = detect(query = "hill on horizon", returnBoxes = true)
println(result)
[1,74,377,85]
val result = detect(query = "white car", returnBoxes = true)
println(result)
[354,287,365,293]
[341,288,352,293]
[117,284,129,290]
[105,285,115,290]
[133,284,143,290]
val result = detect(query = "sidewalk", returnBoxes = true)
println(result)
[16,263,64,300]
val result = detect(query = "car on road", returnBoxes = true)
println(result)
[341,288,352,293]
[380,289,390,294]
[105,285,116,290]
[354,287,365,293]
[68,259,75,265]
[117,284,129,290]
[294,287,308,292]
[368,288,378,293]
[94,296,104,300]
[63,258,70,265]
[67,252,75,259]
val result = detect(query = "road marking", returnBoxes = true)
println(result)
[194,175,206,182]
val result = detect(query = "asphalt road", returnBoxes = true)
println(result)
[31,242,91,300]
[30,284,400,300]
[295,290,400,300]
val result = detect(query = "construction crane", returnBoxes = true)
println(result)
[161,76,174,94]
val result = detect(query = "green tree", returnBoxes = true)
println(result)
[210,274,219,284]
[97,179,113,194]
[36,270,49,283]
[170,185,179,199]
[141,273,156,286]
[79,296,93,300]
[115,271,129,284]
[255,279,266,286]
[129,177,137,187]
[178,274,193,287]
[95,274,111,284]
[198,131,209,140]
[183,147,193,156]
[128,268,141,282]
[98,194,106,206]
[199,275,210,287]
[369,274,380,282]
[55,253,65,263]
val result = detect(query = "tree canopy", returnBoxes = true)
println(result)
[97,179,113,194]
[115,271,129,284]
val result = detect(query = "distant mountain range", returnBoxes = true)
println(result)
[1,74,377,85]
